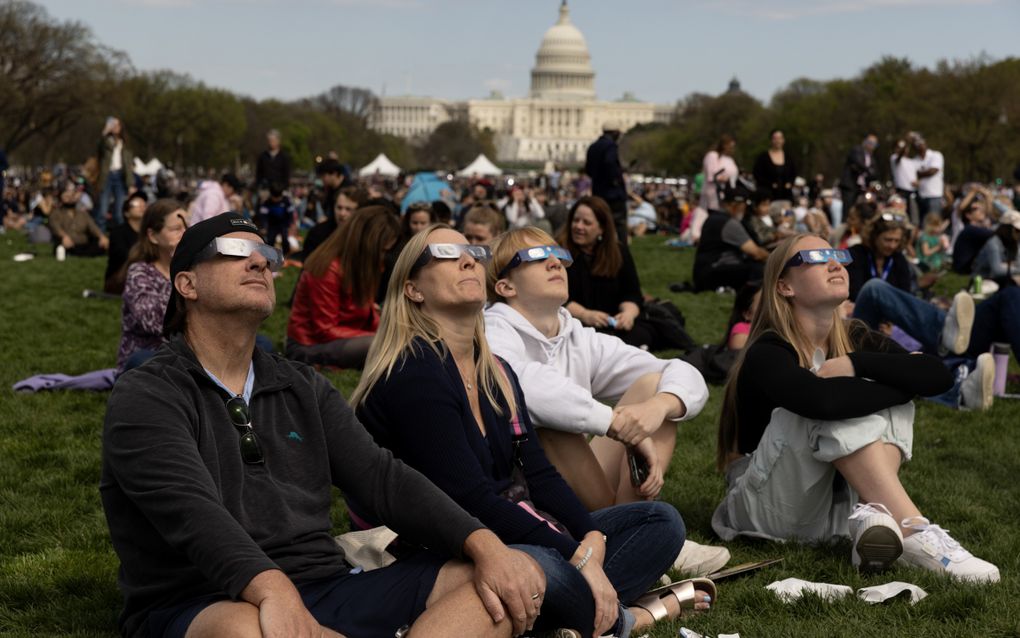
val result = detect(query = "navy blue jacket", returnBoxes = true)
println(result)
[585,135,625,203]
[357,338,599,559]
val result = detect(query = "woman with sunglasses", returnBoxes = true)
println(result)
[351,225,712,638]
[484,228,709,512]
[845,212,913,302]
[714,234,999,582]
[286,206,399,369]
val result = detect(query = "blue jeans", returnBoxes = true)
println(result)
[853,279,944,354]
[854,279,1020,407]
[967,285,1020,361]
[514,501,685,638]
[920,196,944,217]
[98,169,127,232]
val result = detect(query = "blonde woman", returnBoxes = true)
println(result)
[713,234,999,582]
[351,225,711,638]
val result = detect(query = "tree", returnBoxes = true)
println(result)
[416,121,496,170]
[114,71,246,170]
[0,1,125,154]
[309,84,379,123]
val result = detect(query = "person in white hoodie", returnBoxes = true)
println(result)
[485,227,729,576]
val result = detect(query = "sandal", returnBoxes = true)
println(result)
[632,578,717,621]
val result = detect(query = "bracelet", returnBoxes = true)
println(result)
[575,546,593,571]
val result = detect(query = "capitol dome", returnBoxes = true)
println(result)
[529,1,596,101]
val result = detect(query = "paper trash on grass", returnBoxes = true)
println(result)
[857,581,927,605]
[767,577,853,602]
[679,630,740,638]
[767,578,928,605]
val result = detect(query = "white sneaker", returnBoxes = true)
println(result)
[940,291,974,355]
[848,503,903,573]
[961,353,995,411]
[900,518,1000,583]
[672,540,730,577]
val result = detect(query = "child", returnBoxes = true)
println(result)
[916,212,948,271]
[258,181,295,255]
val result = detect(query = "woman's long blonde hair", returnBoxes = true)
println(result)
[351,223,516,419]
[716,234,856,471]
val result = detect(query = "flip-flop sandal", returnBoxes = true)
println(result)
[632,577,717,621]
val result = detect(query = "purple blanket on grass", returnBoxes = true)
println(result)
[12,369,117,393]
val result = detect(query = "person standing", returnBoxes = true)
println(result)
[839,133,879,210]
[890,134,920,225]
[752,129,797,205]
[585,121,628,241]
[254,129,292,196]
[914,137,945,218]
[96,117,134,233]
[699,135,739,214]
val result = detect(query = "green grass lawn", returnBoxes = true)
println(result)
[1,232,1018,637]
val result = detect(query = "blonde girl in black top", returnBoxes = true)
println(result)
[713,234,999,583]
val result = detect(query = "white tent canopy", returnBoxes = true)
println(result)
[358,153,401,177]
[456,154,502,177]
[132,157,164,177]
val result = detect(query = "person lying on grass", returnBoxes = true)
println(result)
[101,213,544,638]
[713,233,1000,583]
[351,225,714,638]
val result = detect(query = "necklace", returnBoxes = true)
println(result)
[456,361,476,392]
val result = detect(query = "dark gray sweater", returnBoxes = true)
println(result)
[100,337,483,637]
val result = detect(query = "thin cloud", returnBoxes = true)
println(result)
[113,0,195,6]
[114,0,423,6]
[710,0,998,21]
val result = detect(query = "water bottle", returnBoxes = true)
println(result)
[972,275,982,295]
[55,244,66,262]
[991,342,1010,397]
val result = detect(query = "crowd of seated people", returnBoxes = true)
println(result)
[6,139,1016,638]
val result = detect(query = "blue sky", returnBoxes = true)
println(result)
[40,0,1019,105]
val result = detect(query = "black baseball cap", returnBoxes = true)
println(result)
[163,212,262,336]
[720,176,757,204]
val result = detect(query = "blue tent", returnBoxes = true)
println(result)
[401,172,453,213]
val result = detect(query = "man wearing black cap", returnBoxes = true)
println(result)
[318,158,347,219]
[691,178,768,292]
[100,213,544,638]
[585,121,628,241]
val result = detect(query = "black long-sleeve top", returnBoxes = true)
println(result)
[734,325,952,455]
[255,149,292,189]
[356,338,599,559]
[566,244,644,315]
[752,151,798,202]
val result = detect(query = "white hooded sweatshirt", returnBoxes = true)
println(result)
[484,303,709,436]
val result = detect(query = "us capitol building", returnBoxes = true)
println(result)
[367,1,675,163]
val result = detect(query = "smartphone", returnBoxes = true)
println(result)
[627,447,649,487]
